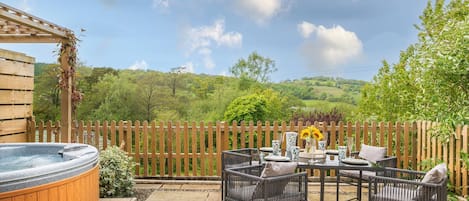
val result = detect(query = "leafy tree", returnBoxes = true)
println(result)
[229,51,277,83]
[135,71,163,121]
[224,94,268,122]
[357,0,468,140]
[33,63,61,120]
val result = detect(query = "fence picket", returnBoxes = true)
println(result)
[462,125,468,195]
[151,121,157,176]
[158,121,165,177]
[232,121,238,149]
[191,122,197,176]
[167,121,172,177]
[257,121,263,148]
[46,120,52,142]
[403,122,410,169]
[143,121,149,177]
[387,122,393,156]
[208,122,214,176]
[103,121,108,150]
[184,122,189,176]
[86,121,92,145]
[175,121,181,176]
[240,121,246,148]
[110,120,116,146]
[200,122,206,176]
[118,121,124,147]
[248,121,254,148]
[395,122,401,168]
[134,121,141,176]
[456,125,462,194]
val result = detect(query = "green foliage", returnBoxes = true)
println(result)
[229,51,277,83]
[99,146,135,198]
[357,0,468,140]
[33,63,61,120]
[224,93,268,122]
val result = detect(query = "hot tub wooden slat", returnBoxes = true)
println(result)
[0,165,98,201]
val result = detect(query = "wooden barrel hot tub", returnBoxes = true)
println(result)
[0,143,99,201]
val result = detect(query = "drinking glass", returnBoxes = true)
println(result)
[347,137,354,158]
[338,146,347,161]
[272,140,280,156]
[318,140,327,154]
[291,146,300,161]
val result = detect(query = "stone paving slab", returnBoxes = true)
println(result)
[138,181,369,201]
[146,191,210,201]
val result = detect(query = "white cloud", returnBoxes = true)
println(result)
[298,22,363,68]
[198,48,215,69]
[180,62,194,73]
[234,0,289,25]
[297,21,315,38]
[152,0,169,12]
[183,19,242,69]
[128,60,148,70]
[19,0,32,12]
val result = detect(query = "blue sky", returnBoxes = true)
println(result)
[1,0,427,82]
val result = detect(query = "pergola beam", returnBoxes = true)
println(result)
[0,3,67,37]
[0,35,63,43]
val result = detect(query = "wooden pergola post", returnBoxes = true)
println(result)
[60,41,72,143]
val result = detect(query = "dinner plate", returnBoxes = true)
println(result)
[264,155,290,162]
[341,158,369,165]
[259,147,273,152]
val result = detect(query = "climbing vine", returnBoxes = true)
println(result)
[58,31,83,116]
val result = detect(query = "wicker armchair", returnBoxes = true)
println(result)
[339,144,397,199]
[368,167,447,201]
[222,148,260,200]
[224,164,308,201]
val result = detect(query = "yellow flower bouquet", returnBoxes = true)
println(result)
[300,126,323,141]
[300,126,323,153]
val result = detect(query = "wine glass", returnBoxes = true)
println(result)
[347,137,354,158]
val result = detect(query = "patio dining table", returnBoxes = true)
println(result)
[297,156,383,201]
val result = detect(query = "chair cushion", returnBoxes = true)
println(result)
[339,170,376,180]
[372,186,419,201]
[421,163,447,184]
[358,144,387,163]
[228,185,256,200]
[260,162,297,178]
[250,162,298,199]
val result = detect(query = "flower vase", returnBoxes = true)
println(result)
[305,138,316,154]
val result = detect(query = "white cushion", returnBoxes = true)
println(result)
[421,163,447,184]
[358,144,387,163]
[260,162,297,178]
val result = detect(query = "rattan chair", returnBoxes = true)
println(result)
[339,144,397,199]
[222,148,260,200]
[224,164,308,201]
[368,167,447,201]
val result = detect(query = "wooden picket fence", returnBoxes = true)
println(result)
[28,120,469,196]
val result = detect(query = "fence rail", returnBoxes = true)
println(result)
[28,120,468,195]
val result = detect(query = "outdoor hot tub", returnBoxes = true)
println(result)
[0,143,99,201]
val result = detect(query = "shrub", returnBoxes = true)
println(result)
[99,146,135,198]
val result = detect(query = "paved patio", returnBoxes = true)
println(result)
[134,179,368,201]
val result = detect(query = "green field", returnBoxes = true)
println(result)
[301,100,358,119]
